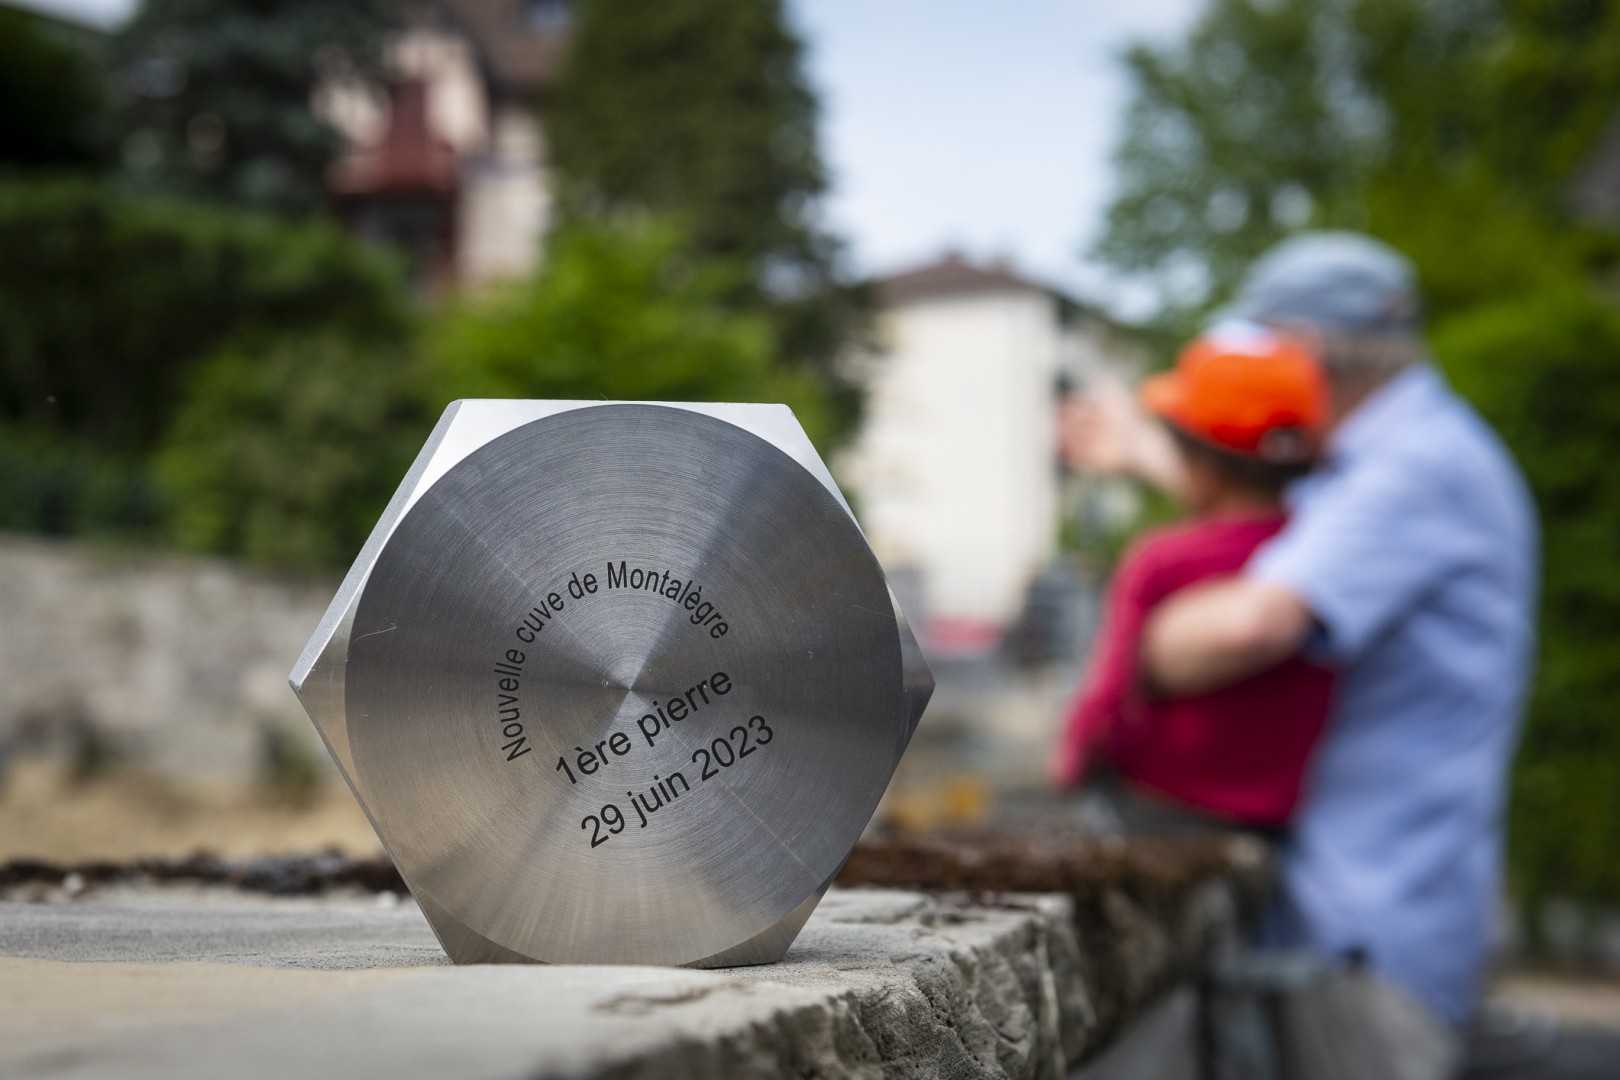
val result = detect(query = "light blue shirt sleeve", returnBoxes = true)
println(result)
[1248,459,1479,664]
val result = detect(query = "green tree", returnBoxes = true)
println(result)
[1097,0,1620,319]
[0,427,162,541]
[424,217,834,446]
[0,179,412,548]
[0,179,410,457]
[158,332,427,569]
[1097,0,1620,916]
[155,216,835,572]
[1434,293,1620,918]
[546,0,866,439]
[110,0,394,215]
[0,5,107,170]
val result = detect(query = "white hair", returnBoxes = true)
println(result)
[1315,327,1427,391]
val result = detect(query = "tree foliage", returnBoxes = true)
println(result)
[1098,0,1392,307]
[150,216,838,572]
[425,217,834,446]
[0,178,410,457]
[1098,0,1620,913]
[158,333,426,569]
[110,0,395,215]
[1,3,868,571]
[0,6,108,171]
[0,427,162,541]
[0,178,413,557]
[1436,292,1620,912]
[1098,0,1620,318]
[546,0,867,440]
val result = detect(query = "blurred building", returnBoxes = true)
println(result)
[318,0,569,291]
[837,254,1144,650]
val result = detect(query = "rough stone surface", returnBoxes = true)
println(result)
[0,536,331,776]
[837,828,1273,1059]
[0,878,1254,1080]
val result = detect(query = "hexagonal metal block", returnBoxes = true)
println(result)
[290,400,932,966]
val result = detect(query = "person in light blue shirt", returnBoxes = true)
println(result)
[1065,232,1538,1038]
[1143,233,1538,1034]
[1244,360,1537,1028]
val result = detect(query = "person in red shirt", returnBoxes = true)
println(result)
[1055,322,1335,830]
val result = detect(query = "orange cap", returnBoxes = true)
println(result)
[1140,322,1328,463]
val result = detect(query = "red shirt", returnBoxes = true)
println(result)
[1055,514,1334,826]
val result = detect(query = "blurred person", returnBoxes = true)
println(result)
[1055,323,1335,836]
[1063,232,1538,1069]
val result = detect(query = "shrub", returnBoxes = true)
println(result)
[157,333,427,570]
[423,217,835,447]
[0,178,410,457]
[1434,291,1620,913]
[0,6,107,171]
[0,426,163,540]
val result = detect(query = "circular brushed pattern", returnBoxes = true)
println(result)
[346,404,904,964]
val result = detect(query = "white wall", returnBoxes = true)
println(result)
[315,28,490,154]
[840,289,1066,625]
[457,104,552,284]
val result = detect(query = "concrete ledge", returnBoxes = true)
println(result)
[836,829,1273,1059]
[0,835,1265,1080]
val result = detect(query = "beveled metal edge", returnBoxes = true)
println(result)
[290,401,466,785]
[413,889,537,965]
[890,586,935,754]
[414,399,856,525]
[686,886,828,968]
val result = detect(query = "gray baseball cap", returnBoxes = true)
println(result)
[1230,231,1422,333]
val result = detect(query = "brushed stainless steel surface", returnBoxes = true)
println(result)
[292,401,931,967]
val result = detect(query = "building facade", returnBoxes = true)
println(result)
[318,0,566,291]
[837,254,1142,646]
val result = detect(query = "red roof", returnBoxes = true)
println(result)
[876,253,1054,306]
[328,79,459,197]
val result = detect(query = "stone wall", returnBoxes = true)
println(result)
[0,536,334,777]
[0,873,1266,1079]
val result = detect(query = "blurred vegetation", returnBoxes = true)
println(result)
[547,0,868,442]
[153,214,839,570]
[1099,0,1620,914]
[0,0,860,573]
[0,179,410,455]
[426,218,836,446]
[0,5,108,171]
[158,333,426,568]
[0,429,163,542]
[110,0,396,216]
[257,722,323,807]
[0,178,413,556]
[1437,295,1620,928]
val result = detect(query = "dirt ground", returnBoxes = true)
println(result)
[0,764,381,862]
